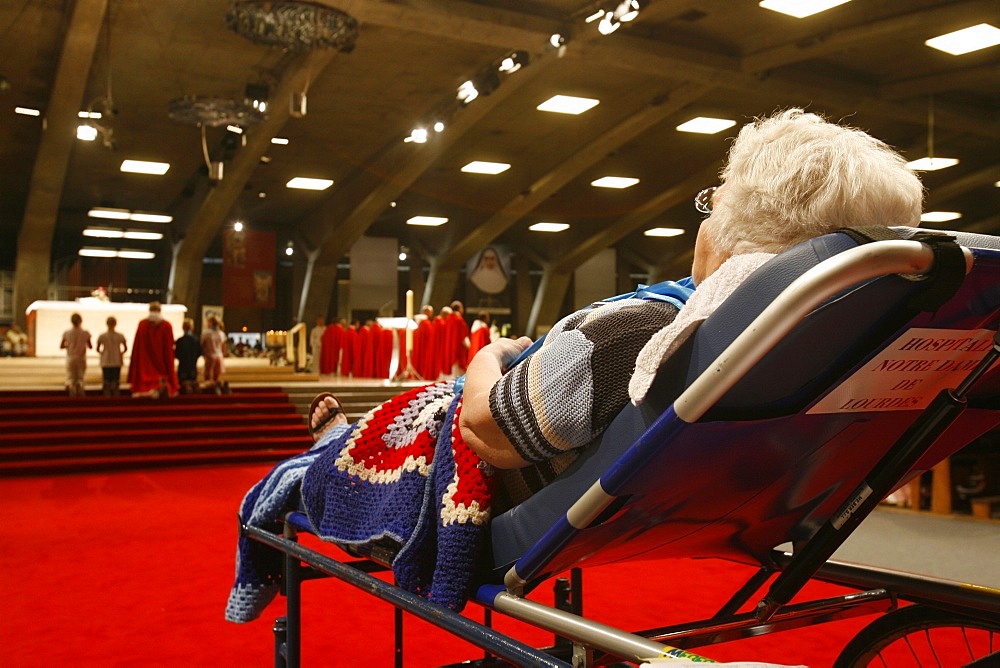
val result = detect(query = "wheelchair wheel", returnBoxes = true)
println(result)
[834,604,1000,667]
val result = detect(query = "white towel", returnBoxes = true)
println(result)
[629,252,774,405]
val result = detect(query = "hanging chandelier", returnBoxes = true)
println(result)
[225,1,359,52]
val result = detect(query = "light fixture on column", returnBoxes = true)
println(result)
[168,96,268,183]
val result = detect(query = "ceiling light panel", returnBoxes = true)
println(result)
[906,157,959,171]
[925,24,1000,55]
[537,95,600,115]
[529,222,569,232]
[758,0,851,18]
[461,161,511,175]
[920,211,962,223]
[88,207,131,220]
[129,212,173,223]
[15,107,41,116]
[676,117,737,134]
[406,216,448,227]
[79,247,118,257]
[83,227,124,238]
[120,160,170,175]
[591,176,639,189]
[286,177,334,190]
[644,227,686,237]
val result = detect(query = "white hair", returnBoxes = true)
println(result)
[708,109,924,256]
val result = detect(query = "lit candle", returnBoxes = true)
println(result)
[405,290,414,354]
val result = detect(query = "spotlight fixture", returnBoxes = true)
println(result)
[77,125,99,141]
[285,241,294,256]
[404,127,429,144]
[245,82,269,113]
[613,0,642,21]
[598,12,620,35]
[548,32,569,57]
[433,120,445,133]
[497,50,529,74]
[457,80,480,105]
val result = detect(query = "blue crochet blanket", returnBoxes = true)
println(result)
[226,380,495,623]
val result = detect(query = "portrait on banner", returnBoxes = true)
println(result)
[465,245,512,314]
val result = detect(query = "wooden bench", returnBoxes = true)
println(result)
[970,495,1000,519]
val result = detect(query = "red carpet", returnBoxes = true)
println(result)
[0,465,873,667]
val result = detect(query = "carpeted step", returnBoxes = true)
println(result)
[0,402,299,424]
[0,412,307,437]
[0,421,309,447]
[0,447,308,476]
[0,433,312,463]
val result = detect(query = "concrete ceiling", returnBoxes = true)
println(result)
[2,0,998,327]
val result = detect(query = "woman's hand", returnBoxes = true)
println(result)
[459,336,534,469]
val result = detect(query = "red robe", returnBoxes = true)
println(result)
[341,326,359,377]
[378,326,394,379]
[467,320,492,361]
[432,316,448,379]
[128,317,178,395]
[320,323,343,375]
[413,317,436,381]
[358,325,374,378]
[444,312,470,373]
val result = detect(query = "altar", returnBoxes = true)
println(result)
[26,300,187,358]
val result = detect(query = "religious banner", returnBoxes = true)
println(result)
[223,229,276,308]
[465,245,512,313]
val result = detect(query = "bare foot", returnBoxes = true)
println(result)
[310,394,347,442]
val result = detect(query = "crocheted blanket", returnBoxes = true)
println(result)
[226,380,495,623]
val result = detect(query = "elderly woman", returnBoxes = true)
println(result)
[227,109,923,622]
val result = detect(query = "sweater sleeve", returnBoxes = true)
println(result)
[489,299,679,463]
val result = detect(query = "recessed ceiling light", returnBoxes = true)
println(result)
[529,222,569,232]
[461,161,511,175]
[758,0,851,18]
[76,125,98,141]
[286,177,333,190]
[591,176,639,189]
[676,117,737,134]
[88,207,131,220]
[226,125,243,134]
[406,216,448,227]
[537,95,600,115]
[79,247,118,258]
[271,137,289,145]
[14,106,41,116]
[644,227,686,237]
[117,250,156,260]
[78,111,102,119]
[995,180,1000,188]
[121,160,170,175]
[920,211,962,223]
[905,157,959,171]
[926,23,1000,55]
[123,230,164,240]
[129,212,172,223]
[83,227,124,238]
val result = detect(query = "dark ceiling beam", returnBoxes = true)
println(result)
[170,49,337,312]
[577,32,998,137]
[296,47,558,322]
[926,162,1000,208]
[329,0,562,48]
[551,161,721,274]
[880,64,1000,100]
[425,82,716,307]
[524,160,719,334]
[12,0,109,327]
[741,0,998,74]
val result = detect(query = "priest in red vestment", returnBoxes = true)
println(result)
[320,319,344,375]
[444,300,470,375]
[127,301,179,397]
[413,305,436,381]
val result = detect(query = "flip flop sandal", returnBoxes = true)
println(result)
[309,392,345,440]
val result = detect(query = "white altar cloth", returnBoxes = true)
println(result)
[26,301,187,358]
